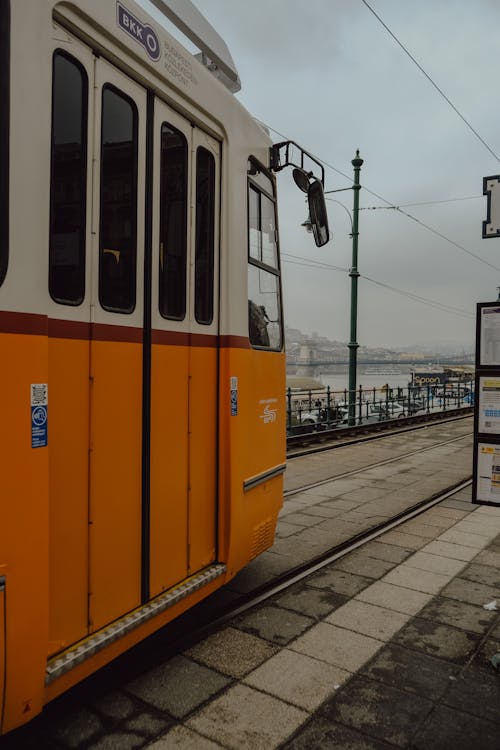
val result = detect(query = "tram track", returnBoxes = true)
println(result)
[286,411,473,459]
[285,431,472,498]
[207,477,473,629]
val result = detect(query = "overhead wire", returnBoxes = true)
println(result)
[360,0,500,164]
[281,252,474,319]
[260,119,500,272]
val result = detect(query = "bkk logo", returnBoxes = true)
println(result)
[117,3,161,62]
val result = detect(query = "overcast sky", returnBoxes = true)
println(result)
[143,0,500,351]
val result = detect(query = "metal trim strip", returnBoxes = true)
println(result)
[45,564,226,684]
[243,464,286,492]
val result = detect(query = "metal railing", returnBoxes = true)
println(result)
[286,380,475,436]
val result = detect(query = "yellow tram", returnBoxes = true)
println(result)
[0,0,328,733]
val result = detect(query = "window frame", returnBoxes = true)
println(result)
[158,120,188,322]
[247,156,283,352]
[0,1,10,288]
[49,49,89,306]
[98,82,139,314]
[194,145,216,326]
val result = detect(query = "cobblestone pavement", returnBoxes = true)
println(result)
[7,418,500,750]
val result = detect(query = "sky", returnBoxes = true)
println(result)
[141,0,500,351]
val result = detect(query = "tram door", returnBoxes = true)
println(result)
[88,59,147,632]
[149,101,220,598]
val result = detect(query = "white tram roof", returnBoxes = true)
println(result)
[146,0,241,92]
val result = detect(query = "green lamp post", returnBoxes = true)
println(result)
[348,150,363,426]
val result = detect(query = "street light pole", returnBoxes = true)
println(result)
[348,150,363,426]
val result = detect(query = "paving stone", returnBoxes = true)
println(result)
[330,551,397,579]
[393,618,479,664]
[91,691,136,722]
[417,595,497,635]
[48,707,103,748]
[234,604,314,645]
[126,655,230,718]
[306,567,373,597]
[377,530,428,550]
[244,648,349,711]
[441,499,476,511]
[443,663,500,725]
[299,505,343,518]
[325,600,409,641]
[382,564,450,594]
[440,577,500,607]
[361,642,459,699]
[123,712,170,736]
[274,585,348,620]
[186,626,277,678]
[282,512,324,528]
[403,550,467,577]
[276,521,305,537]
[400,520,446,538]
[474,548,500,568]
[85,731,146,750]
[438,529,488,548]
[355,580,432,615]
[320,675,433,748]
[459,562,500,588]
[290,622,382,672]
[410,704,500,750]
[147,725,221,748]
[283,716,395,749]
[475,635,500,671]
[187,683,308,749]
[319,498,365,510]
[360,541,413,564]
[421,540,479,562]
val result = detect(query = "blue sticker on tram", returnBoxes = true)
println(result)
[31,405,48,448]
[117,2,161,61]
[31,383,48,448]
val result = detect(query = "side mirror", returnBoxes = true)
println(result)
[308,179,330,247]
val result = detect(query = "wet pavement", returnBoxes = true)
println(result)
[7,416,500,750]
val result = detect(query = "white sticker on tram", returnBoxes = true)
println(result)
[259,398,277,424]
[230,377,238,416]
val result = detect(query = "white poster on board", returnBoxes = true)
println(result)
[476,443,500,504]
[480,307,500,365]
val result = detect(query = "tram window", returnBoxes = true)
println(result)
[195,147,215,325]
[248,186,278,268]
[49,52,88,305]
[248,265,281,349]
[159,123,188,320]
[99,86,138,313]
[247,171,282,350]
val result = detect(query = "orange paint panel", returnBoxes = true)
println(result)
[0,578,5,732]
[217,348,285,575]
[48,338,90,651]
[0,333,49,732]
[149,344,189,597]
[88,341,142,631]
[188,347,217,573]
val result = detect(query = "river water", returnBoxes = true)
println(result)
[310,369,414,396]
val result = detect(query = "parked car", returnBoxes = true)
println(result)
[398,397,424,414]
